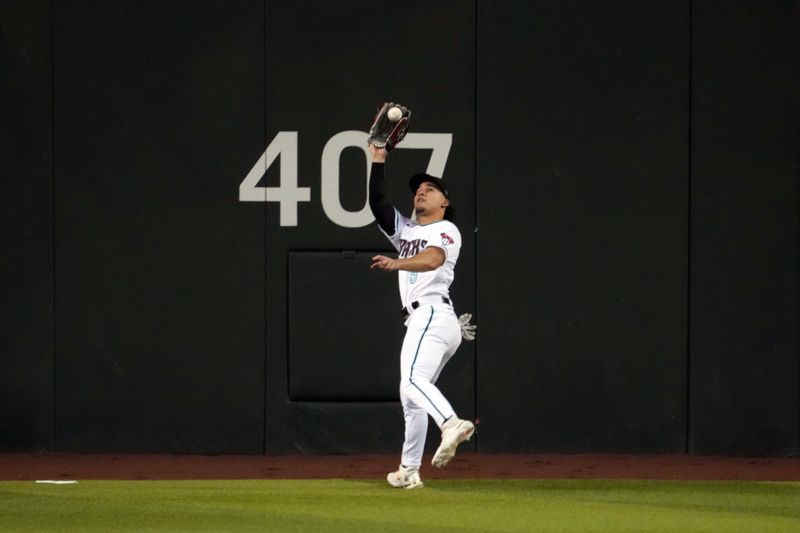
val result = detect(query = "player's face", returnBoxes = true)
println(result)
[414,182,448,215]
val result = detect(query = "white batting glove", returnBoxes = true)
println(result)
[458,313,476,341]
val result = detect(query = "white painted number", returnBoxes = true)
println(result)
[240,131,453,228]
[239,131,310,227]
[320,131,373,228]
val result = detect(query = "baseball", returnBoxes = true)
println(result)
[387,106,403,122]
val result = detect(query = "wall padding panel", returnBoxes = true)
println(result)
[262,0,476,453]
[53,1,266,452]
[287,252,403,401]
[0,0,54,451]
[689,0,798,455]
[477,1,689,452]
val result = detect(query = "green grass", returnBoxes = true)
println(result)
[1,479,799,532]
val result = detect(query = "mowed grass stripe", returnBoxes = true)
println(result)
[0,479,799,532]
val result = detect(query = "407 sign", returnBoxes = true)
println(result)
[239,131,452,228]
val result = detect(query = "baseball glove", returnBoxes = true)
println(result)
[367,102,411,151]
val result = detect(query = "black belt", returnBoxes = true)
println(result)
[401,297,451,320]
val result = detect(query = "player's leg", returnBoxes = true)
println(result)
[399,388,427,469]
[430,337,460,384]
[399,304,473,469]
[399,305,461,427]
[386,388,426,489]
[430,337,475,468]
[411,306,474,468]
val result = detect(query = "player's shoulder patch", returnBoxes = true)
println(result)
[437,220,460,244]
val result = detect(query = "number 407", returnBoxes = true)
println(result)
[239,131,452,228]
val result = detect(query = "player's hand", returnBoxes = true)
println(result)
[458,313,477,341]
[370,255,397,271]
[369,143,388,163]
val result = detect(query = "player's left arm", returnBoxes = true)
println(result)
[370,246,445,272]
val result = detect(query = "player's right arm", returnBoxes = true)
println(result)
[371,247,445,272]
[368,144,396,235]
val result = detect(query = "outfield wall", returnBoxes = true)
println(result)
[1,0,796,456]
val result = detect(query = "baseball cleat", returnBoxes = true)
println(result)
[386,465,424,489]
[432,418,475,468]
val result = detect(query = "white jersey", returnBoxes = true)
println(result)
[381,208,461,310]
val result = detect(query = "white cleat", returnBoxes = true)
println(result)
[432,418,475,468]
[386,465,424,489]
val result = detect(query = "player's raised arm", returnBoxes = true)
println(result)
[368,144,396,235]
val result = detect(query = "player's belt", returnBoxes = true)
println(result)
[401,296,451,320]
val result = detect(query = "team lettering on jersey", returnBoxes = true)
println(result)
[398,238,428,258]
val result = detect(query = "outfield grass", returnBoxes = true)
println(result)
[1,479,799,532]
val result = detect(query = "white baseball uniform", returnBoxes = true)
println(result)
[381,208,463,469]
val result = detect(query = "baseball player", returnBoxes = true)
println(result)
[367,142,475,489]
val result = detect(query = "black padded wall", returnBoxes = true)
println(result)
[2,0,797,456]
[52,1,266,452]
[0,0,54,450]
[689,1,798,455]
[476,1,690,452]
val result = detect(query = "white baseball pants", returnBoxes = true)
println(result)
[398,303,462,468]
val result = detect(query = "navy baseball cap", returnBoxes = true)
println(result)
[409,173,455,221]
[409,173,450,198]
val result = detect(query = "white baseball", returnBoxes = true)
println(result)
[387,106,402,122]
